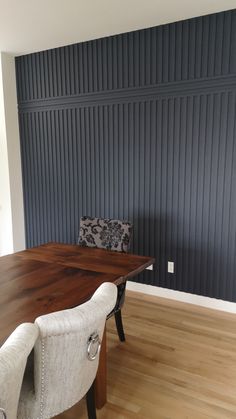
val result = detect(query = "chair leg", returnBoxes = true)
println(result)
[114,309,125,342]
[86,381,97,419]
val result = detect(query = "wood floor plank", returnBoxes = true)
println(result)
[55,291,236,418]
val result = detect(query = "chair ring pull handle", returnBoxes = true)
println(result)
[87,332,101,361]
[0,408,7,419]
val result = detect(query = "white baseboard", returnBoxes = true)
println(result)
[126,281,236,314]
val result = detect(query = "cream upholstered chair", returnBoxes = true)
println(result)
[17,282,117,419]
[0,323,39,419]
[78,216,133,342]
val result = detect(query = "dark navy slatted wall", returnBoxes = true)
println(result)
[16,10,236,301]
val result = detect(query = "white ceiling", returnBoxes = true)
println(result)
[0,0,235,56]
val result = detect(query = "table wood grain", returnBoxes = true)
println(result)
[0,242,154,408]
[16,242,154,282]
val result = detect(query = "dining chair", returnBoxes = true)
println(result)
[0,323,39,419]
[17,282,117,419]
[78,216,133,342]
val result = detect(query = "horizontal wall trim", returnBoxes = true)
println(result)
[18,74,236,112]
[127,281,236,314]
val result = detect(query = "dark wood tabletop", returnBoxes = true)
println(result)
[0,242,154,408]
[0,242,154,343]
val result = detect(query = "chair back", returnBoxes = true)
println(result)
[78,216,133,252]
[0,323,38,419]
[18,283,117,419]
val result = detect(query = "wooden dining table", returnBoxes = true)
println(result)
[0,242,154,409]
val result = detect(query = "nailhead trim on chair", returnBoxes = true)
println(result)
[39,340,45,419]
[38,335,102,418]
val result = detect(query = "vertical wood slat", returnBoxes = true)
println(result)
[16,10,236,302]
[16,10,236,102]
[19,93,235,298]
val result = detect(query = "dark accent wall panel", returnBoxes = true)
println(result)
[16,11,236,102]
[16,10,236,302]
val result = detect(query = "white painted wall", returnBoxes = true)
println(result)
[1,0,236,55]
[0,57,13,255]
[0,52,25,256]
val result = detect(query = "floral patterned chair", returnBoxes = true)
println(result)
[78,216,133,342]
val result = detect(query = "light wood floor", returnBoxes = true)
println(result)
[56,291,236,419]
